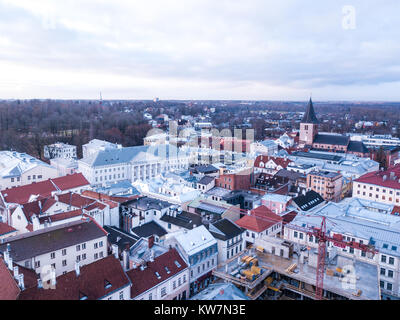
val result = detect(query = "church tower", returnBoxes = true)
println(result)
[299,98,319,146]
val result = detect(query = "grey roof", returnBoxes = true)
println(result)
[0,220,106,261]
[275,169,305,181]
[198,176,215,185]
[103,225,139,251]
[80,144,182,167]
[291,151,343,162]
[131,221,167,238]
[301,98,319,124]
[348,141,369,154]
[293,190,325,211]
[192,165,219,174]
[122,196,173,211]
[313,134,350,146]
[209,219,244,241]
[159,211,203,230]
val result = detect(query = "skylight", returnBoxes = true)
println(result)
[174,261,181,268]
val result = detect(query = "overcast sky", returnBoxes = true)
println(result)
[0,0,399,101]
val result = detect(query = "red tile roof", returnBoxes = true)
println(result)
[51,173,90,191]
[38,209,85,224]
[0,223,17,236]
[236,205,282,233]
[0,257,20,300]
[126,248,188,298]
[355,165,400,189]
[1,180,57,204]
[57,192,95,208]
[391,206,400,216]
[18,255,130,300]
[254,155,292,169]
[20,198,57,221]
[1,173,90,205]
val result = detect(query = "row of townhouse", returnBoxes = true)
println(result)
[0,173,91,225]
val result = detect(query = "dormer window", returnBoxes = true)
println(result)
[104,280,112,289]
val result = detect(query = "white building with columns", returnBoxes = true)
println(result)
[78,144,190,187]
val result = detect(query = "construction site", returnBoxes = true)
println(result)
[212,235,381,300]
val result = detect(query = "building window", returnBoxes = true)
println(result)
[51,252,56,259]
[119,291,124,300]
[389,257,395,265]
[161,287,167,297]
[76,245,81,251]
[62,260,67,267]
[82,243,86,250]
[381,255,387,263]
[94,253,98,260]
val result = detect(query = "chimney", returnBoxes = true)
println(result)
[7,256,13,271]
[149,249,155,262]
[18,274,25,290]
[148,235,155,249]
[50,268,56,287]
[122,250,128,271]
[112,244,119,259]
[13,266,19,278]
[75,261,80,277]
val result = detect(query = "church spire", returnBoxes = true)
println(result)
[301,97,319,124]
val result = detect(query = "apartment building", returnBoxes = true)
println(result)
[0,219,108,277]
[208,218,245,264]
[166,225,218,297]
[44,142,77,160]
[307,171,343,202]
[236,205,283,247]
[353,165,400,206]
[18,255,131,300]
[127,246,189,300]
[0,151,58,190]
[82,139,122,159]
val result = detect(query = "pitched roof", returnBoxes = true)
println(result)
[18,255,131,300]
[209,219,243,241]
[198,176,215,185]
[355,165,400,189]
[1,173,90,205]
[301,98,319,124]
[0,220,107,262]
[293,190,325,211]
[313,134,350,146]
[1,180,57,204]
[0,257,20,300]
[131,221,168,238]
[20,198,57,222]
[159,211,203,230]
[126,248,187,298]
[347,140,369,154]
[51,173,90,191]
[57,192,96,208]
[38,209,85,225]
[236,205,282,233]
[254,155,293,169]
[103,226,139,251]
[0,223,17,236]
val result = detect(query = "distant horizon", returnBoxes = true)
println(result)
[1,97,400,104]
